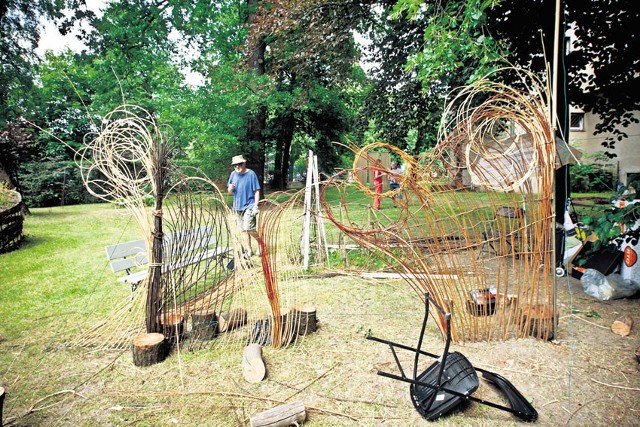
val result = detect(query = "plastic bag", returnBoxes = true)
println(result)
[580,269,640,301]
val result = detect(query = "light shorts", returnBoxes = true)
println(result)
[235,208,257,231]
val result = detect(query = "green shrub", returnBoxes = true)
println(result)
[570,152,615,193]
[19,158,97,207]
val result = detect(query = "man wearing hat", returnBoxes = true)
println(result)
[228,155,261,257]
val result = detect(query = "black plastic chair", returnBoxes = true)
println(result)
[367,293,538,422]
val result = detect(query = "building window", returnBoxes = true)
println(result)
[570,112,584,131]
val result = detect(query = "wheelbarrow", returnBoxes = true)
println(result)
[366,293,538,422]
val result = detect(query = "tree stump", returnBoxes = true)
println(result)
[159,313,185,346]
[611,314,634,337]
[1,386,5,427]
[291,305,317,336]
[132,333,166,367]
[242,343,266,383]
[218,308,247,333]
[249,401,306,427]
[191,310,218,340]
[520,304,554,340]
[248,310,295,347]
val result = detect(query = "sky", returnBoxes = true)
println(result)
[35,1,205,86]
[36,1,106,57]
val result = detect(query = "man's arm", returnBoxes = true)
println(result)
[227,172,235,193]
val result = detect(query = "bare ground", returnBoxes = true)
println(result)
[1,273,639,426]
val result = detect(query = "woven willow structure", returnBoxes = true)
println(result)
[321,69,562,343]
[0,190,25,253]
[74,105,242,350]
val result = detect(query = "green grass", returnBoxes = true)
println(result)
[0,204,140,341]
[1,197,639,426]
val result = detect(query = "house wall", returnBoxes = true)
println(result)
[568,108,640,187]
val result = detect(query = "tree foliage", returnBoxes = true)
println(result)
[487,0,639,154]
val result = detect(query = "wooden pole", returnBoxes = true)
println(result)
[312,154,329,262]
[146,140,167,334]
[302,150,313,270]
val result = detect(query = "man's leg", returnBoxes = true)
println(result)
[242,209,259,256]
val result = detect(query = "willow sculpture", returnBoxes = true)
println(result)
[322,69,559,343]
[73,105,239,351]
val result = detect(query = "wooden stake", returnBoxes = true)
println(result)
[132,333,166,367]
[250,401,306,427]
[611,314,634,337]
[242,343,266,383]
[218,308,247,333]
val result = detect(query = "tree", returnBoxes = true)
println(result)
[392,0,640,155]
[0,0,93,126]
[487,0,640,155]
[0,0,93,194]
[244,0,371,188]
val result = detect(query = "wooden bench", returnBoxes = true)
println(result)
[105,227,232,292]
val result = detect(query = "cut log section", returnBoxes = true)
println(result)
[159,313,185,346]
[191,310,218,340]
[250,401,306,427]
[1,386,5,427]
[520,304,554,340]
[218,308,247,333]
[248,309,295,347]
[611,314,634,337]
[242,343,266,383]
[291,305,317,336]
[132,333,166,367]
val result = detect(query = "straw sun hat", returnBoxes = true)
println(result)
[231,155,247,165]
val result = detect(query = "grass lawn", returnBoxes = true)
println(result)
[1,196,638,426]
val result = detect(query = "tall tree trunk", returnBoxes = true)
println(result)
[245,0,267,195]
[272,111,294,190]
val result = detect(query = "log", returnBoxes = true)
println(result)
[611,314,634,337]
[1,386,5,427]
[360,272,459,280]
[159,313,185,346]
[248,310,294,347]
[191,310,218,340]
[132,333,166,367]
[250,401,306,427]
[291,305,317,336]
[242,343,266,383]
[520,304,554,340]
[218,308,247,333]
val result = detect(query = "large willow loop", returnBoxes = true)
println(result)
[320,67,557,343]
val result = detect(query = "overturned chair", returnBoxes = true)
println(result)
[367,293,538,422]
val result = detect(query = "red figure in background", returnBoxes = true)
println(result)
[373,168,384,210]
